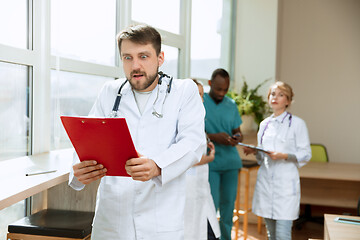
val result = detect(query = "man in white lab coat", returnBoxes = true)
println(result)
[68,24,206,240]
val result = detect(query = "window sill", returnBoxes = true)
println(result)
[0,149,74,211]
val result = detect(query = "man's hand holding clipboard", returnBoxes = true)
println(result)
[61,116,161,183]
[72,160,108,185]
[125,153,161,182]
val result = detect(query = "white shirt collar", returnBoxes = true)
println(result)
[272,111,288,122]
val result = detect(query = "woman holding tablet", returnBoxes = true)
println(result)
[243,81,311,240]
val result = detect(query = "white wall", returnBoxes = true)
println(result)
[234,0,278,96]
[276,0,360,163]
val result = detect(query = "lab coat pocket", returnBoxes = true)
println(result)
[93,177,133,237]
[281,177,299,197]
[155,182,184,232]
[277,134,296,153]
[93,182,120,234]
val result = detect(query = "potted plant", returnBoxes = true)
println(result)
[227,77,271,130]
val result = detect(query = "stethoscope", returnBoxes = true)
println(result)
[260,112,292,145]
[109,71,173,118]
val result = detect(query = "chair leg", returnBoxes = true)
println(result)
[243,170,250,240]
[257,216,262,233]
[233,166,259,240]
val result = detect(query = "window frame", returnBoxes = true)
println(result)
[0,0,236,218]
[1,0,235,154]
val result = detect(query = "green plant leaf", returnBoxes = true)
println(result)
[226,77,271,126]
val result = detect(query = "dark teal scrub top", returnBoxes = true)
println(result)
[204,93,242,171]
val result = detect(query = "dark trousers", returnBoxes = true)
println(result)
[208,220,220,240]
[209,169,238,240]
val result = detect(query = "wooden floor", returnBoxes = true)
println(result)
[231,205,358,240]
[232,221,324,240]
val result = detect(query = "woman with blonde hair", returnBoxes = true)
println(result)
[243,81,311,240]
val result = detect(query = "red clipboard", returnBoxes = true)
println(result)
[60,116,138,176]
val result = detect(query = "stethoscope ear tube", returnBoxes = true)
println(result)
[260,112,292,145]
[158,71,173,93]
[110,79,128,117]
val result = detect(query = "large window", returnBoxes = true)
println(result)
[1,0,235,155]
[0,0,28,49]
[0,62,30,161]
[0,62,29,240]
[131,0,180,34]
[51,0,117,66]
[130,0,183,78]
[50,0,119,150]
[0,0,30,234]
[191,0,233,80]
[160,45,179,78]
[0,0,235,236]
[51,71,111,150]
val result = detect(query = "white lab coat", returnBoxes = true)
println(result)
[252,112,311,220]
[69,77,206,240]
[185,163,220,240]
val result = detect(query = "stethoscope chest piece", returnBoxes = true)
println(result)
[152,111,163,118]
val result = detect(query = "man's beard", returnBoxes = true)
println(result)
[128,68,159,91]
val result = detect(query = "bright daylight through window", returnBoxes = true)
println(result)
[0,0,234,238]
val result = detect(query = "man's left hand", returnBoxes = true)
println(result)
[125,156,161,181]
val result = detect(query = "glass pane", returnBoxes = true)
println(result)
[191,0,223,79]
[131,0,180,34]
[160,45,178,79]
[51,70,112,150]
[0,0,28,49]
[0,201,25,240]
[51,0,117,66]
[0,62,30,161]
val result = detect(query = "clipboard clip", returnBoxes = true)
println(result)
[109,110,118,118]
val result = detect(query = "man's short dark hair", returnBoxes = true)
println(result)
[211,68,230,81]
[116,24,162,56]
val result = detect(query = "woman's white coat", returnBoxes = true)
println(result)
[252,112,311,220]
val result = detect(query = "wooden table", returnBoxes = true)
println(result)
[324,214,360,240]
[0,149,73,211]
[299,162,360,208]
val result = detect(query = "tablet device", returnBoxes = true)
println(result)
[334,217,360,225]
[237,142,271,154]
